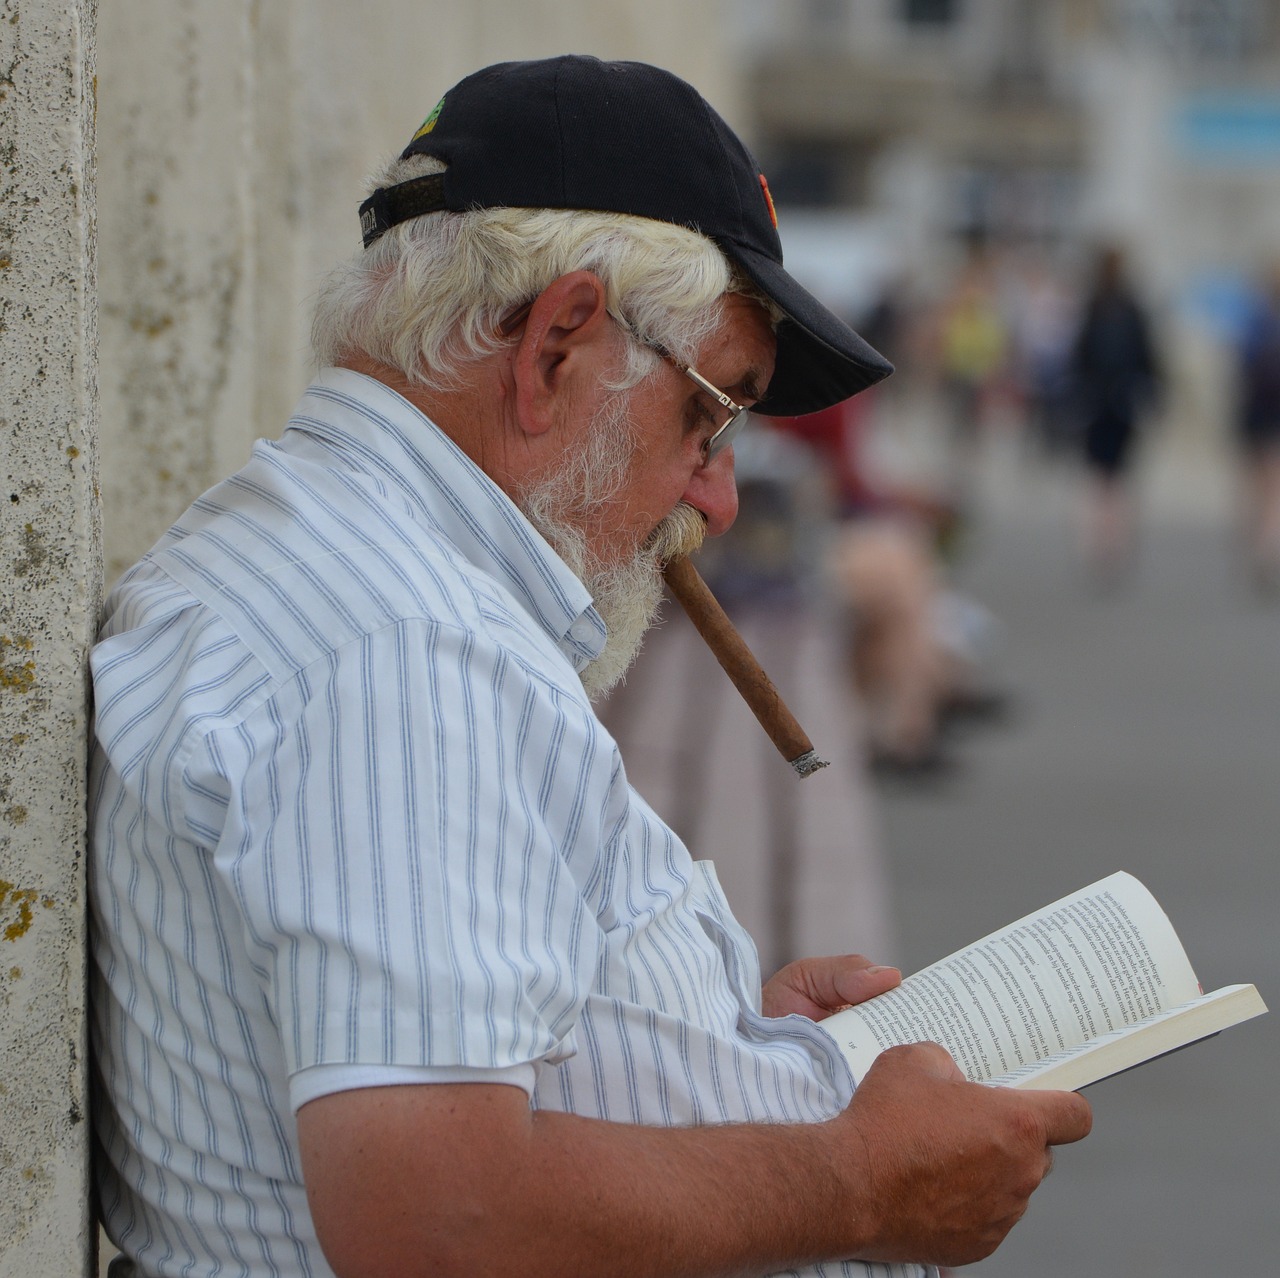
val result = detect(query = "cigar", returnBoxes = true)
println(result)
[662,555,828,778]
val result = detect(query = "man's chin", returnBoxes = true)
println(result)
[579,503,707,701]
[578,557,666,701]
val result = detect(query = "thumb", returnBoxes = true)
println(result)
[1015,1088,1093,1146]
[831,959,902,1008]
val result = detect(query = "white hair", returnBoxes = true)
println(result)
[312,154,773,391]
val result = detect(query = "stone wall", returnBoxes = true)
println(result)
[0,0,99,1273]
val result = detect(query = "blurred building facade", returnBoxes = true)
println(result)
[732,0,1280,307]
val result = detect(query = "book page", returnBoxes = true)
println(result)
[990,984,1266,1092]
[825,873,1203,1083]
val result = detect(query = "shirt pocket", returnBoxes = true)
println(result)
[690,861,856,1105]
[688,859,764,1016]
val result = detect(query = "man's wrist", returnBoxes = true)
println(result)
[803,1111,883,1262]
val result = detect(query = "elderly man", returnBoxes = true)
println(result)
[90,56,1090,1278]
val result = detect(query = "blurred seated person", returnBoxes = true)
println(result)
[769,396,1003,774]
[1234,261,1280,591]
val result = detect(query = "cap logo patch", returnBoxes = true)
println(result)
[758,174,778,230]
[411,95,446,142]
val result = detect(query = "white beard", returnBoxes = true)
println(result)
[516,393,706,699]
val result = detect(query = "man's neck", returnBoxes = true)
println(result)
[337,354,451,424]
[336,353,526,491]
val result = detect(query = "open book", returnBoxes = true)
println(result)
[823,872,1266,1092]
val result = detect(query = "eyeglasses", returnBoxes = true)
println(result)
[498,300,750,464]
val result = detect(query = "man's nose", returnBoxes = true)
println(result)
[680,447,738,538]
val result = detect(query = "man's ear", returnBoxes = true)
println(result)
[511,271,613,437]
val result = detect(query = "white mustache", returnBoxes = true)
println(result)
[644,501,706,563]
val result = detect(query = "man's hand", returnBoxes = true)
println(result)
[830,1041,1094,1267]
[762,953,901,1020]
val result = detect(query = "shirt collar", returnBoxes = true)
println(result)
[288,367,606,671]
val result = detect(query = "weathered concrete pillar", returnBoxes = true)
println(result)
[0,0,99,1273]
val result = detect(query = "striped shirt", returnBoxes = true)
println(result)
[89,367,931,1278]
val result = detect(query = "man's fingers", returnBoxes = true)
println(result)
[803,953,901,1011]
[832,961,902,1009]
[1014,1087,1093,1146]
[1046,1090,1093,1145]
[762,954,901,1019]
[878,1040,968,1083]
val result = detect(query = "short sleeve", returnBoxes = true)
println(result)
[288,1060,537,1112]
[196,617,614,1082]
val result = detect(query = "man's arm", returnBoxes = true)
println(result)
[298,1043,1091,1278]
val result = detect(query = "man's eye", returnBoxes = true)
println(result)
[688,398,719,434]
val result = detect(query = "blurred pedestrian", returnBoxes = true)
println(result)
[1009,254,1079,455]
[1069,245,1162,581]
[769,397,1005,777]
[935,252,1010,504]
[1233,262,1280,592]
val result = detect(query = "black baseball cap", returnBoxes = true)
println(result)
[358,55,892,417]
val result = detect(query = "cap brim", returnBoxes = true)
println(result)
[726,242,894,418]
